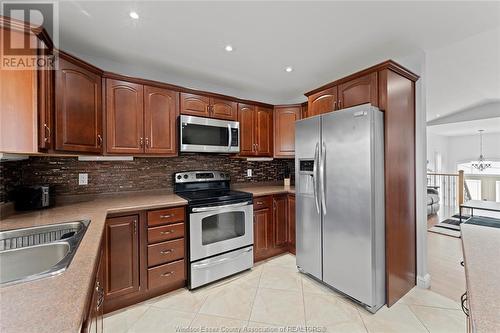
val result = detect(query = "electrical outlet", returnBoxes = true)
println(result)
[247,169,252,177]
[78,173,88,185]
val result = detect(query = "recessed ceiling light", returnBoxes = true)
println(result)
[129,11,139,19]
[436,114,440,118]
[285,66,293,73]
[225,45,233,52]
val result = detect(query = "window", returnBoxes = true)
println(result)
[465,179,482,200]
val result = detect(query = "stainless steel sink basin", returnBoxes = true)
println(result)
[0,220,90,286]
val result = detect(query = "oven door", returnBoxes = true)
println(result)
[189,201,253,261]
[180,115,240,153]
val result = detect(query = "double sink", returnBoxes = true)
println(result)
[0,220,90,286]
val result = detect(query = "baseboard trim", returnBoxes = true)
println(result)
[417,273,431,289]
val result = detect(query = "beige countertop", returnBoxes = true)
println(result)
[0,191,187,333]
[234,184,295,196]
[0,184,293,332]
[461,224,500,332]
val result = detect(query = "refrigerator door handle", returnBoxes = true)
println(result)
[313,142,320,214]
[320,141,327,215]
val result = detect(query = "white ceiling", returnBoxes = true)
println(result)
[427,117,500,137]
[53,1,500,105]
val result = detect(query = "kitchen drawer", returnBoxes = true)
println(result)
[253,196,272,210]
[148,259,185,290]
[147,238,184,267]
[148,223,185,244]
[148,207,185,227]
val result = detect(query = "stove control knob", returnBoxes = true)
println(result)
[176,175,182,180]
[220,173,225,178]
[183,174,188,179]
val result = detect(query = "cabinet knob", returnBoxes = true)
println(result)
[139,137,144,148]
[145,137,149,148]
[97,134,103,147]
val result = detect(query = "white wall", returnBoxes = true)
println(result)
[426,132,449,172]
[447,132,500,171]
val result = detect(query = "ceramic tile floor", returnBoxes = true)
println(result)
[104,254,466,333]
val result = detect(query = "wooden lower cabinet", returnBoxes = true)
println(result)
[253,207,272,261]
[82,240,104,333]
[288,194,296,254]
[253,194,295,262]
[103,206,187,314]
[273,195,288,249]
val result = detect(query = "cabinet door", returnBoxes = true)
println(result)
[238,104,255,156]
[287,195,296,254]
[274,106,300,158]
[338,72,378,109]
[180,93,210,117]
[254,208,272,261]
[37,43,53,150]
[210,97,237,121]
[144,86,178,155]
[307,86,338,116]
[273,195,288,248]
[255,107,273,156]
[104,215,140,300]
[0,29,37,154]
[55,57,102,153]
[106,79,144,154]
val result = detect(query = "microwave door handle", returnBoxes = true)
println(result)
[191,201,250,212]
[227,124,232,150]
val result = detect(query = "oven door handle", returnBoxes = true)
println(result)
[227,124,232,150]
[191,201,250,213]
[192,247,252,269]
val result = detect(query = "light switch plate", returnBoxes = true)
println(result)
[247,169,252,177]
[78,173,88,185]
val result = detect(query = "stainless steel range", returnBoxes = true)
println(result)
[174,171,254,289]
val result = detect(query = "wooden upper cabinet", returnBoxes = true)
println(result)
[0,27,38,154]
[144,86,178,155]
[180,93,210,118]
[210,98,237,120]
[274,106,301,158]
[37,41,53,151]
[238,104,255,156]
[255,107,273,156]
[180,93,237,120]
[338,72,378,109]
[55,56,103,153]
[104,215,140,300]
[307,86,338,117]
[106,79,144,154]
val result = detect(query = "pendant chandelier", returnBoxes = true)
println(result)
[471,130,491,172]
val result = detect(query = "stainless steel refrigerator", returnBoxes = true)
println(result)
[295,103,385,313]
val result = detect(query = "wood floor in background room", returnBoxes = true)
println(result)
[104,254,466,333]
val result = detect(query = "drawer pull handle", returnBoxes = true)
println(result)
[160,230,174,235]
[160,214,174,219]
[160,249,174,255]
[256,201,264,205]
[161,271,175,277]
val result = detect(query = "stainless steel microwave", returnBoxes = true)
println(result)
[179,115,240,153]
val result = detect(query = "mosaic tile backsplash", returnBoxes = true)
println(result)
[0,155,294,203]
